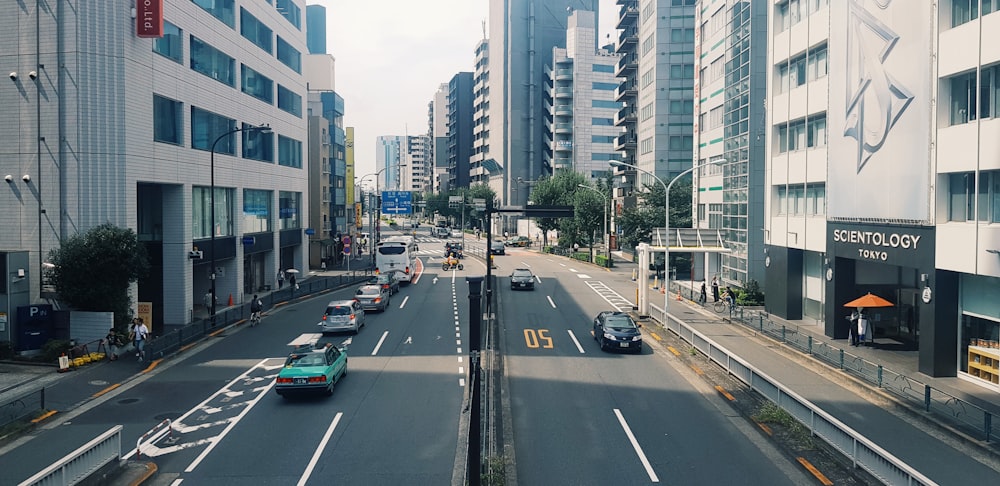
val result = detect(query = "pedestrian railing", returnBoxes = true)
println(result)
[17,425,122,486]
[648,302,937,486]
[0,386,46,430]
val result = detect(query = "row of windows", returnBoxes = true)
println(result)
[153,96,303,168]
[700,56,724,86]
[775,183,826,216]
[700,5,726,40]
[592,118,615,126]
[699,106,724,131]
[775,0,829,33]
[593,100,622,109]
[641,103,654,121]
[593,64,615,73]
[592,135,616,144]
[193,0,300,31]
[642,35,655,56]
[776,114,827,153]
[191,187,301,240]
[948,65,1000,125]
[775,44,827,94]
[640,137,653,154]
[952,0,998,28]
[948,170,1000,223]
[642,69,655,88]
[592,82,618,90]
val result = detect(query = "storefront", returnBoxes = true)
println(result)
[958,274,1000,390]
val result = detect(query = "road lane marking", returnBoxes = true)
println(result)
[459,367,464,374]
[371,331,389,355]
[297,412,344,486]
[585,281,635,312]
[546,296,556,308]
[535,275,541,283]
[399,296,409,308]
[691,365,704,375]
[714,386,736,401]
[649,333,663,342]
[570,268,578,272]
[459,378,465,387]
[796,457,834,486]
[567,330,585,353]
[666,346,680,356]
[613,409,660,482]
[520,261,531,267]
[577,274,591,279]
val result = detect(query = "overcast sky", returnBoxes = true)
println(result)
[323,0,618,178]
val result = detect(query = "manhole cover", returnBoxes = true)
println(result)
[89,380,109,386]
[154,412,180,421]
[118,398,140,405]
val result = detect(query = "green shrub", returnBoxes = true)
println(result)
[570,252,590,263]
[594,255,614,268]
[736,279,765,306]
[41,339,73,363]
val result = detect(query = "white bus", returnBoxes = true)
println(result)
[375,240,416,284]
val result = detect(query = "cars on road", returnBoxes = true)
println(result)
[510,268,536,290]
[444,241,464,258]
[490,240,506,255]
[318,300,366,334]
[355,284,391,312]
[505,236,532,247]
[592,311,643,353]
[368,273,400,295]
[275,343,348,397]
[432,227,450,238]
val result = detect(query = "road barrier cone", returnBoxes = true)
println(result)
[631,269,637,281]
[660,286,665,294]
[676,290,683,301]
[228,294,233,307]
[653,276,659,289]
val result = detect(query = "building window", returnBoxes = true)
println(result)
[670,64,694,79]
[153,21,183,63]
[242,122,274,162]
[277,85,302,117]
[593,64,615,73]
[979,170,1000,223]
[192,187,234,239]
[669,100,693,114]
[981,64,999,120]
[806,183,825,215]
[190,36,235,87]
[591,117,615,126]
[191,107,235,153]
[276,0,302,30]
[952,0,980,27]
[243,189,272,233]
[278,191,301,230]
[640,137,653,154]
[278,135,302,168]
[240,8,273,54]
[592,82,619,90]
[276,36,301,73]
[192,0,235,28]
[949,172,975,221]
[669,136,693,150]
[807,115,827,148]
[153,95,182,145]
[950,72,977,125]
[642,35,655,56]
[592,100,621,109]
[241,65,273,104]
[670,28,694,43]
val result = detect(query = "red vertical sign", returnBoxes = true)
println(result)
[136,0,164,38]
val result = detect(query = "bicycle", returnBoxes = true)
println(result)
[249,311,262,327]
[712,300,728,314]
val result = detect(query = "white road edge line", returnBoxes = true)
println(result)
[567,330,585,354]
[371,331,389,356]
[520,261,531,268]
[399,296,409,308]
[547,296,556,308]
[613,408,660,483]
[184,372,276,472]
[297,412,343,486]
[169,480,184,486]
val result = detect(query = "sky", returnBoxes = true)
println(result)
[322,0,619,178]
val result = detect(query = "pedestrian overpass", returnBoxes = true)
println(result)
[635,228,731,317]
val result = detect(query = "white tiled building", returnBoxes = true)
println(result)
[0,0,309,339]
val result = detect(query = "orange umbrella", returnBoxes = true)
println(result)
[842,292,894,308]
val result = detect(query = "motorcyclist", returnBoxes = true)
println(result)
[446,251,459,269]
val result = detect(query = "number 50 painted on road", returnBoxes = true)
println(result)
[523,329,554,349]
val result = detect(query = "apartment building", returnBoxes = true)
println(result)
[447,73,475,189]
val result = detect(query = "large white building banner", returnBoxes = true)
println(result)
[828,0,933,222]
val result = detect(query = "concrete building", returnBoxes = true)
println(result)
[470,40,494,186]
[429,84,450,193]
[544,10,621,182]
[407,134,432,193]
[376,136,405,190]
[612,0,640,239]
[764,0,1000,381]
[447,72,475,189]
[691,0,768,288]
[0,0,309,342]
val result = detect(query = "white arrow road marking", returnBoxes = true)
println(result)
[140,438,215,457]
[201,401,251,415]
[405,336,413,344]
[172,419,233,434]
[433,277,439,284]
[371,331,390,355]
[567,330,585,354]
[570,268,578,272]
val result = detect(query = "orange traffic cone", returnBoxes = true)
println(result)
[676,290,682,301]
[228,294,233,306]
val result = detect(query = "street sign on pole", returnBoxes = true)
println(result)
[381,191,413,214]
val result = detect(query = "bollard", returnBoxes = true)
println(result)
[986,413,993,442]
[877,365,883,387]
[839,349,844,370]
[807,336,813,355]
[924,385,932,412]
[781,325,786,342]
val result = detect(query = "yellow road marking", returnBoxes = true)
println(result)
[690,365,704,375]
[714,385,735,401]
[666,346,680,356]
[141,359,162,373]
[179,342,197,353]
[650,332,663,342]
[92,383,122,398]
[31,410,57,423]
[796,457,834,486]
[209,328,226,337]
[755,421,772,436]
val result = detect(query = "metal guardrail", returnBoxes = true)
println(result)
[17,425,122,486]
[0,386,45,429]
[668,281,999,444]
[648,302,937,486]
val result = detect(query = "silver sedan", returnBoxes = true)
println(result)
[354,284,391,312]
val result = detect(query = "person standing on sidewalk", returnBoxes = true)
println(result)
[699,282,707,304]
[129,318,149,361]
[848,310,860,346]
[711,277,720,302]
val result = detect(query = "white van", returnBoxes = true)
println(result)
[375,240,416,284]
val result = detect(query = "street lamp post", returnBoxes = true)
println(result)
[578,184,609,266]
[359,164,407,262]
[209,124,271,327]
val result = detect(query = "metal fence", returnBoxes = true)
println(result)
[648,302,937,486]
[17,425,122,486]
[0,386,46,429]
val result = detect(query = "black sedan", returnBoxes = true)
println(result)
[444,241,464,258]
[593,311,643,353]
[510,268,536,290]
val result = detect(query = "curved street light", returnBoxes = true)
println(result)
[577,184,610,265]
[210,124,271,327]
[358,164,407,259]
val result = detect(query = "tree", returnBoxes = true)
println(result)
[529,170,588,247]
[48,223,150,327]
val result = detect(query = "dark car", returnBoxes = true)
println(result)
[368,273,400,295]
[510,268,536,290]
[593,311,642,353]
[444,241,464,258]
[490,240,505,255]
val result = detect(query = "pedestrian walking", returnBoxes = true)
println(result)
[857,311,869,346]
[277,270,285,289]
[289,273,297,290]
[699,282,707,304]
[724,287,736,317]
[711,277,720,302]
[104,327,124,360]
[129,318,149,361]
[848,310,860,346]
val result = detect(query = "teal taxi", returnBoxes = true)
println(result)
[275,341,347,398]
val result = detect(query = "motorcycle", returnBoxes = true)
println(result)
[442,259,464,271]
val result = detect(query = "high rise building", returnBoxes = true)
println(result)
[448,72,475,189]
[0,1,309,339]
[407,135,432,193]
[430,84,451,193]
[376,136,406,190]
[691,0,768,288]
[470,40,493,185]
[613,0,640,236]
[305,4,327,55]
[544,10,622,182]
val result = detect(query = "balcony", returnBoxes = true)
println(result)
[555,87,573,98]
[614,107,636,126]
[554,123,573,134]
[554,140,573,153]
[617,5,638,29]
[614,83,637,102]
[554,105,573,116]
[615,54,637,76]
[618,26,638,47]
[614,133,636,151]
[553,157,572,170]
[555,69,573,81]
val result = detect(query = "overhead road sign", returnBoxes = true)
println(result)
[381,191,413,215]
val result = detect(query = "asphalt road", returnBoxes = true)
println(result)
[494,248,813,485]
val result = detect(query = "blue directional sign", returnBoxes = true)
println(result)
[381,191,413,215]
